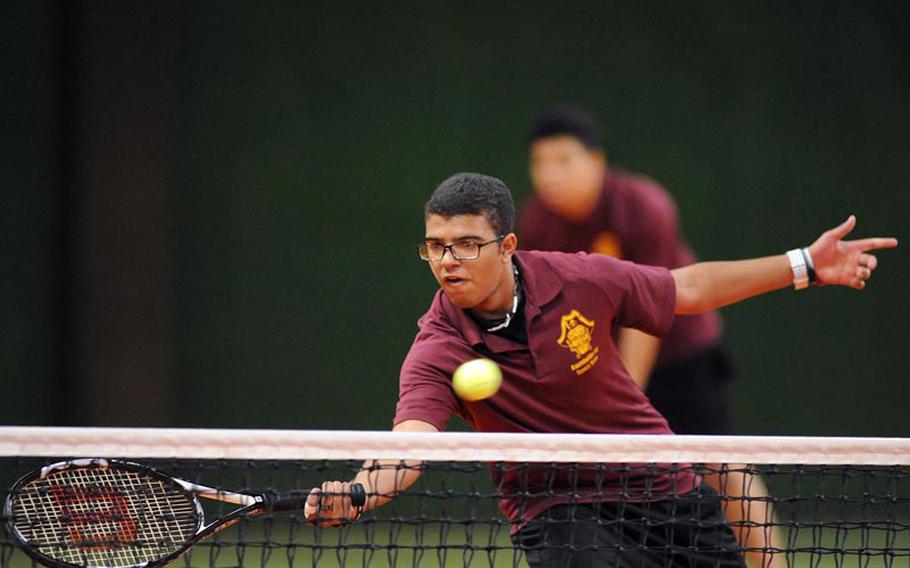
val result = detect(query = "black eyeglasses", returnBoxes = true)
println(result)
[418,235,505,261]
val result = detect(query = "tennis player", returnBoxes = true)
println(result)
[519,106,783,568]
[306,173,896,568]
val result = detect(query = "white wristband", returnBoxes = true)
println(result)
[786,248,809,290]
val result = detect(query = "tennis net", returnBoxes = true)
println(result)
[1,427,908,567]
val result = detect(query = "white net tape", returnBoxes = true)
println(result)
[1,427,909,464]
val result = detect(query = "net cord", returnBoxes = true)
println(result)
[1,427,908,464]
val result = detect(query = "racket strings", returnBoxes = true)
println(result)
[11,466,199,567]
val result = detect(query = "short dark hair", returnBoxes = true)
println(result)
[424,173,515,236]
[527,106,602,150]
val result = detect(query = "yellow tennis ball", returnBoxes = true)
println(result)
[452,358,502,401]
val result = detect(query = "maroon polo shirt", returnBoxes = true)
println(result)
[518,169,721,367]
[395,250,699,529]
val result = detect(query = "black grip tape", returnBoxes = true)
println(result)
[265,483,367,513]
[263,490,310,512]
[349,482,366,507]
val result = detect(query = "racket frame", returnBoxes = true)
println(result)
[3,458,267,568]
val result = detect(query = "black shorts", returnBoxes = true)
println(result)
[511,483,745,568]
[645,345,734,435]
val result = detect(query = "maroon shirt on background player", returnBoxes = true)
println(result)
[520,168,721,370]
[304,172,897,568]
[520,108,730,435]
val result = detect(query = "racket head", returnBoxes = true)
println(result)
[4,458,203,568]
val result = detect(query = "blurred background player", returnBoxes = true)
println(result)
[518,107,785,568]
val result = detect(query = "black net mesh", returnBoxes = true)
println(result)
[1,455,909,568]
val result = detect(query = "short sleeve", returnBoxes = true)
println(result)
[394,331,467,431]
[587,253,676,337]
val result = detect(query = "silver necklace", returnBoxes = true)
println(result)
[486,262,520,332]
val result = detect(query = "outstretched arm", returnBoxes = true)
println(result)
[618,328,661,389]
[672,216,898,315]
[304,419,438,526]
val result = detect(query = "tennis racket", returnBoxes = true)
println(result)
[4,458,366,568]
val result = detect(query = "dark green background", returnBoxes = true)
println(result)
[4,2,908,435]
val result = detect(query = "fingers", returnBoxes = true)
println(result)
[825,215,856,241]
[849,255,878,290]
[859,254,877,270]
[811,217,895,290]
[304,481,360,526]
[303,487,322,520]
[848,237,899,252]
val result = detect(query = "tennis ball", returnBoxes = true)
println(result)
[452,358,502,401]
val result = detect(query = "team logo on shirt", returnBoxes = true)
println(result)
[557,309,600,376]
[592,231,622,259]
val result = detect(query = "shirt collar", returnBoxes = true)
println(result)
[439,251,562,351]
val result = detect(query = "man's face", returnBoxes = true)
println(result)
[529,135,605,221]
[423,213,516,312]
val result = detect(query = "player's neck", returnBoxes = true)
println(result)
[560,178,604,223]
[470,261,519,321]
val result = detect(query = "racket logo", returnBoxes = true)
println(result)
[50,485,138,551]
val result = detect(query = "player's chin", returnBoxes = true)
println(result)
[540,193,571,211]
[440,283,479,308]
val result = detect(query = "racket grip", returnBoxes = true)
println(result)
[349,482,366,507]
[265,483,367,512]
[263,490,311,512]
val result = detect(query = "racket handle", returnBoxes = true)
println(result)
[349,482,366,507]
[263,490,310,512]
[265,483,367,512]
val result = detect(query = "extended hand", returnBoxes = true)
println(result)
[304,481,363,526]
[808,216,898,289]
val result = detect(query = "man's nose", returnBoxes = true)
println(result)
[439,247,461,266]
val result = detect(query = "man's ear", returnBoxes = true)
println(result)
[501,233,518,261]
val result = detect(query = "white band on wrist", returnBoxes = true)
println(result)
[787,248,809,290]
